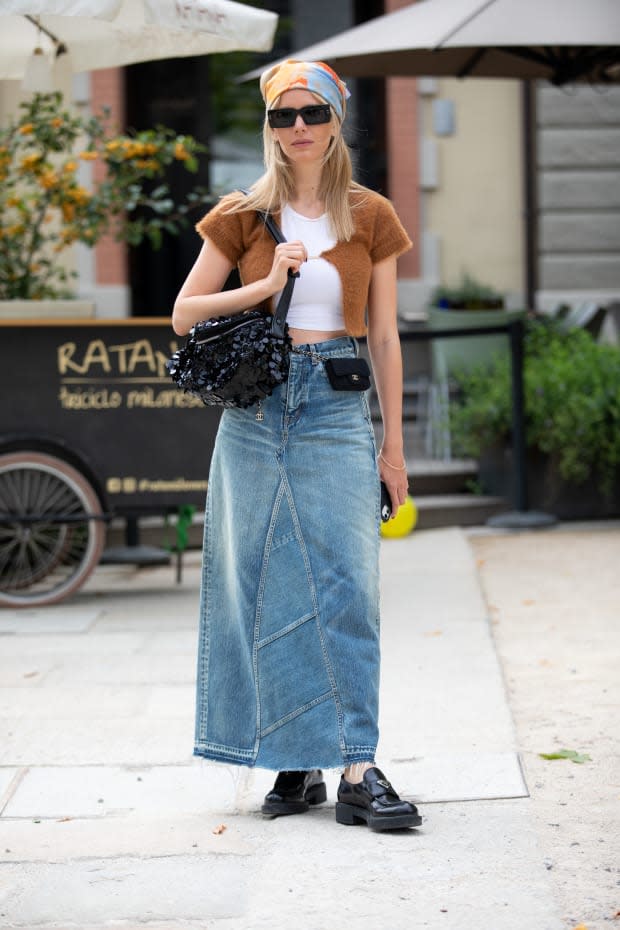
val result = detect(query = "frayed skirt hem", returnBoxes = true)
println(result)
[193,744,377,771]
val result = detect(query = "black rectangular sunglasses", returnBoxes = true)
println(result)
[267,104,332,129]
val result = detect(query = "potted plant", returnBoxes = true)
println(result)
[0,91,208,312]
[449,318,620,518]
[430,273,504,311]
[425,274,522,409]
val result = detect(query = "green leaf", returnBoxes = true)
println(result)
[0,89,214,298]
[539,749,592,764]
[150,198,174,214]
[449,318,620,496]
[175,504,196,552]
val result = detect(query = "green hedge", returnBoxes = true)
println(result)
[449,319,620,495]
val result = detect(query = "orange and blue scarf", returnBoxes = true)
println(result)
[260,59,350,121]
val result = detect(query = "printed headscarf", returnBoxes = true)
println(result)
[260,59,350,122]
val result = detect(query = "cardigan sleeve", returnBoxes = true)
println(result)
[195,194,246,265]
[368,196,412,264]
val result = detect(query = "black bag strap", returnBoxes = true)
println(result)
[258,209,298,339]
[239,189,297,340]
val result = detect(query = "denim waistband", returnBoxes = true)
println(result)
[290,336,357,360]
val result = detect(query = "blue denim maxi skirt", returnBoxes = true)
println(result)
[194,337,381,770]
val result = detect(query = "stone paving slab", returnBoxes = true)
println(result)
[0,528,565,930]
[379,551,518,758]
[42,653,195,688]
[389,752,527,802]
[0,719,191,767]
[2,765,238,819]
[0,813,256,863]
[379,685,519,757]
[0,768,20,811]
[0,802,561,930]
[143,685,194,718]
[0,632,149,657]
[0,687,146,720]
[1,751,526,822]
[141,631,197,654]
[0,608,102,635]
[0,856,251,926]
[0,656,56,688]
[89,610,199,633]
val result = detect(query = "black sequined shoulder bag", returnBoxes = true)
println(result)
[167,209,296,409]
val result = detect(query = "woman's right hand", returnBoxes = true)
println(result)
[265,240,307,293]
[172,237,307,336]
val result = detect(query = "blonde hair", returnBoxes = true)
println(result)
[222,97,364,242]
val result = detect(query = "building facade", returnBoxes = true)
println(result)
[2,2,618,320]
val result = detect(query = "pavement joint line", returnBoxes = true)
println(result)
[0,762,197,770]
[407,793,528,805]
[1,852,253,867]
[515,750,530,798]
[0,793,530,817]
[0,766,28,816]
[3,814,129,821]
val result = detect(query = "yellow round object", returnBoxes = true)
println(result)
[380,495,418,538]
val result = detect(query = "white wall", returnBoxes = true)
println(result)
[419,77,525,305]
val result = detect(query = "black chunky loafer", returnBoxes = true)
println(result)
[335,766,422,831]
[261,769,327,817]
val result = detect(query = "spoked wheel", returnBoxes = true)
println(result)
[0,452,105,607]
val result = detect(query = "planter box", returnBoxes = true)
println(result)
[0,300,95,320]
[479,444,620,520]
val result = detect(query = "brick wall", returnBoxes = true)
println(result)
[90,69,127,290]
[385,0,420,278]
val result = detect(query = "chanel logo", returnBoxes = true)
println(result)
[351,374,360,381]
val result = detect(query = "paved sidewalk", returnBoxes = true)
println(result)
[470,524,620,930]
[0,525,615,929]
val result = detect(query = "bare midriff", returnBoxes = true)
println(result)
[289,327,348,345]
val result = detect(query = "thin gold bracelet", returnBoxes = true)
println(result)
[379,451,407,471]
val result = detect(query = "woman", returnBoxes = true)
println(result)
[173,60,421,832]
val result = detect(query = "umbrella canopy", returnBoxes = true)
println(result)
[255,0,620,85]
[0,0,278,80]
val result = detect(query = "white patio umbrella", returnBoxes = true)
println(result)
[0,0,278,81]
[252,0,620,85]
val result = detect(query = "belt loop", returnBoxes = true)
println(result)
[352,336,359,356]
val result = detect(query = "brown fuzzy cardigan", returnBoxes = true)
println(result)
[195,188,412,337]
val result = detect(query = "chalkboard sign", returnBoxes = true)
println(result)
[0,319,221,513]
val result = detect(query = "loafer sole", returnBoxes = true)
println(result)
[262,781,327,817]
[335,801,422,831]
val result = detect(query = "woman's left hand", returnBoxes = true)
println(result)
[366,255,408,519]
[378,448,408,517]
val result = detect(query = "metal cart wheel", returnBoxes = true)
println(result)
[0,451,105,607]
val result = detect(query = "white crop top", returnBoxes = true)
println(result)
[277,204,345,331]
